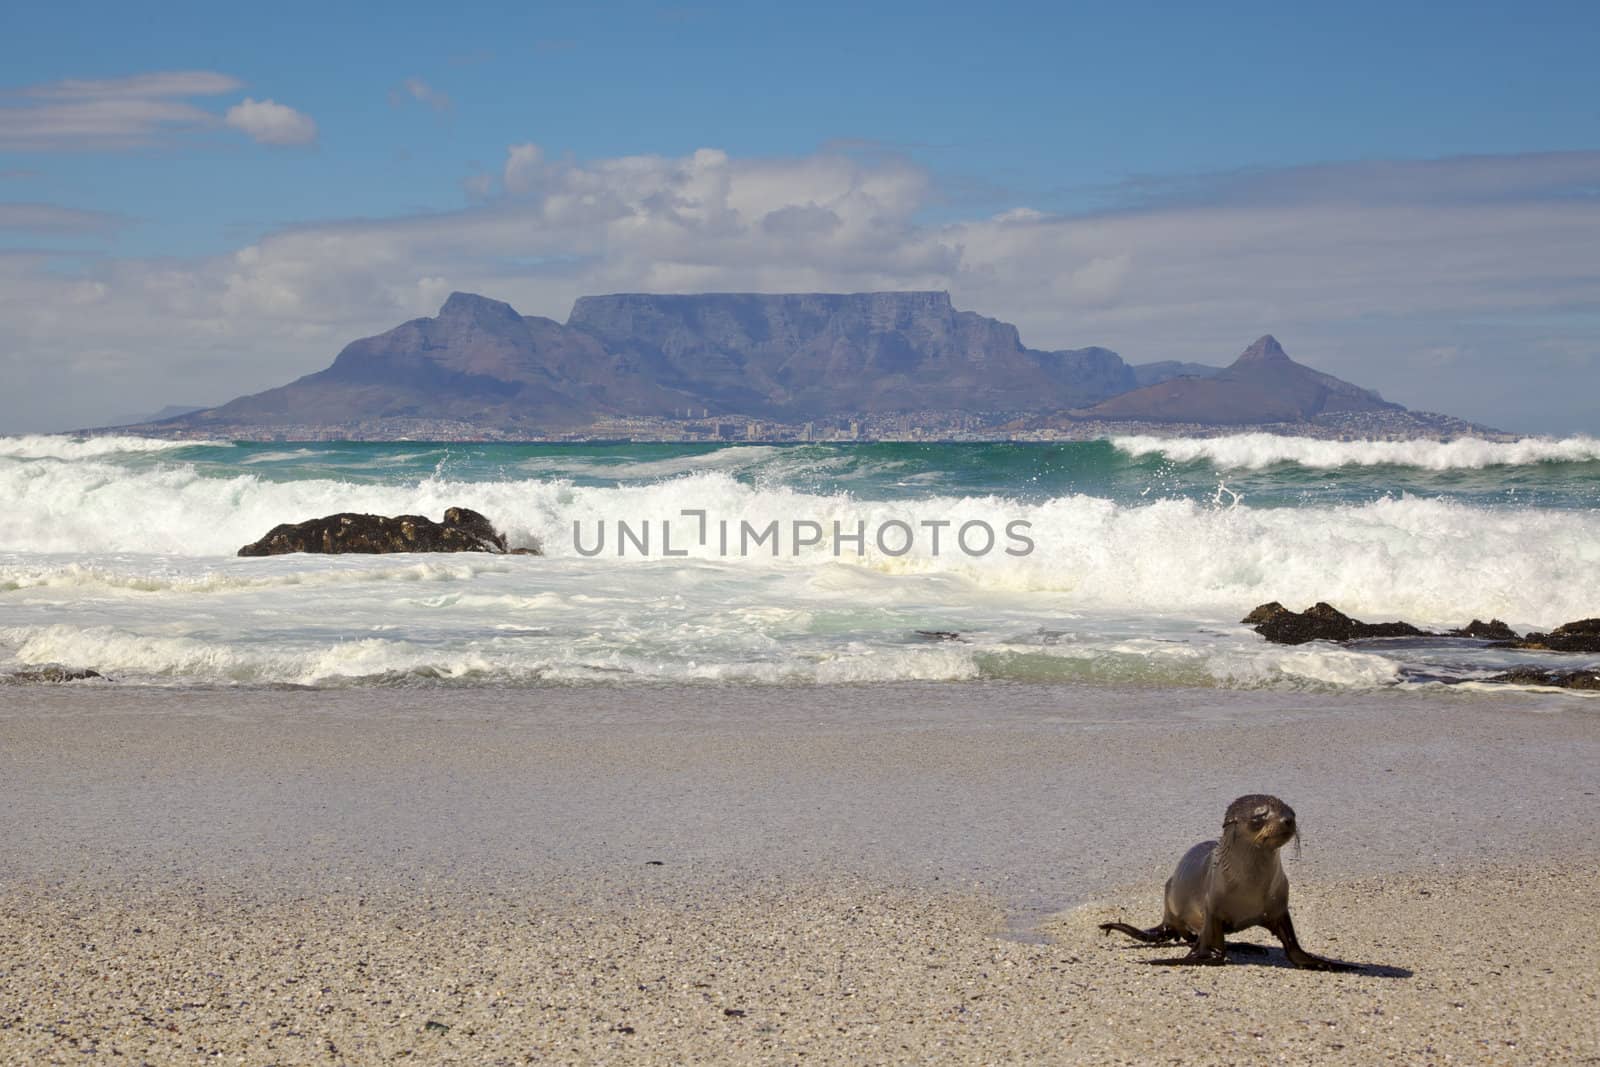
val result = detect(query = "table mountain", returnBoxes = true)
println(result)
[566,291,1134,417]
[125,295,1452,437]
[152,291,1142,432]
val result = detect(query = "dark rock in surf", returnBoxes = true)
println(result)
[1449,618,1518,641]
[1481,667,1600,690]
[1251,601,1430,645]
[3,665,104,684]
[1491,618,1600,653]
[1254,602,1358,644]
[237,506,526,557]
[1240,601,1289,625]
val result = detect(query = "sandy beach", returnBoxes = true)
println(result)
[3,683,1597,1063]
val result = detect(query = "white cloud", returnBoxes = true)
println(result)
[21,71,243,100]
[1,71,318,152]
[502,142,545,195]
[224,98,317,146]
[0,71,239,150]
[2,146,1598,433]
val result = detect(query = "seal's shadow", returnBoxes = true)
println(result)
[1120,942,1413,978]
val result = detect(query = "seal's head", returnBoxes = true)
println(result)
[1222,794,1299,853]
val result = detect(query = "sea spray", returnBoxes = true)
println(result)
[2,456,1596,622]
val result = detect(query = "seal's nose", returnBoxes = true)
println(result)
[1281,810,1297,831]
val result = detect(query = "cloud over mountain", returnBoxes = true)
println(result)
[2,146,1597,432]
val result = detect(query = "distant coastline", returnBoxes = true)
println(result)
[110,408,1508,444]
[95,291,1506,443]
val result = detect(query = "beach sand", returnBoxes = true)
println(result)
[2,683,1597,1063]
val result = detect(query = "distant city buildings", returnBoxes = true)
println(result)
[146,405,1505,444]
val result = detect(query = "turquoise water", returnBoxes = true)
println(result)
[100,437,1600,509]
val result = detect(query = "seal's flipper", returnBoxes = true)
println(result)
[1098,921,1182,944]
[1268,914,1360,972]
[1146,947,1227,966]
[1286,951,1360,972]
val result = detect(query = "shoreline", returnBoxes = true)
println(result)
[4,683,1595,902]
[4,683,1597,1062]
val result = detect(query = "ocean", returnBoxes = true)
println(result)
[2,433,1597,692]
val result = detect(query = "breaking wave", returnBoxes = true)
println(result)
[0,434,225,461]
[1112,433,1600,471]
[2,456,1597,623]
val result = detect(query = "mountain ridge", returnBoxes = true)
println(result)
[111,292,1484,439]
[152,290,1151,433]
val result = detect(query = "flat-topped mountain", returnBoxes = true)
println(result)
[1078,335,1400,424]
[566,291,1134,416]
[120,292,1471,439]
[150,291,1143,433]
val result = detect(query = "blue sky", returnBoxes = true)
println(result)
[2,0,1598,432]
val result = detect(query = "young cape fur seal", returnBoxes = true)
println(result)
[1099,794,1355,970]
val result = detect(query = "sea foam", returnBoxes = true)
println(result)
[0,618,1411,690]
[1112,433,1600,470]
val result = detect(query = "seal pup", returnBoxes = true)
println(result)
[1099,794,1355,970]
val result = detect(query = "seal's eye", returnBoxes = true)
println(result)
[1249,815,1267,829]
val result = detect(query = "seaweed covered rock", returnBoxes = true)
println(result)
[1449,619,1518,640]
[1481,667,1600,690]
[1248,602,1430,645]
[1240,601,1289,625]
[2,666,104,684]
[1493,618,1600,653]
[238,506,527,557]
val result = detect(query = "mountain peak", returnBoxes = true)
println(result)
[1080,332,1401,424]
[439,291,523,325]
[1233,334,1291,366]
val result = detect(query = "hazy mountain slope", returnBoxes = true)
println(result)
[160,291,1141,430]
[1083,335,1400,424]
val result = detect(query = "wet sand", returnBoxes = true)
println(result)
[2,683,1597,1062]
